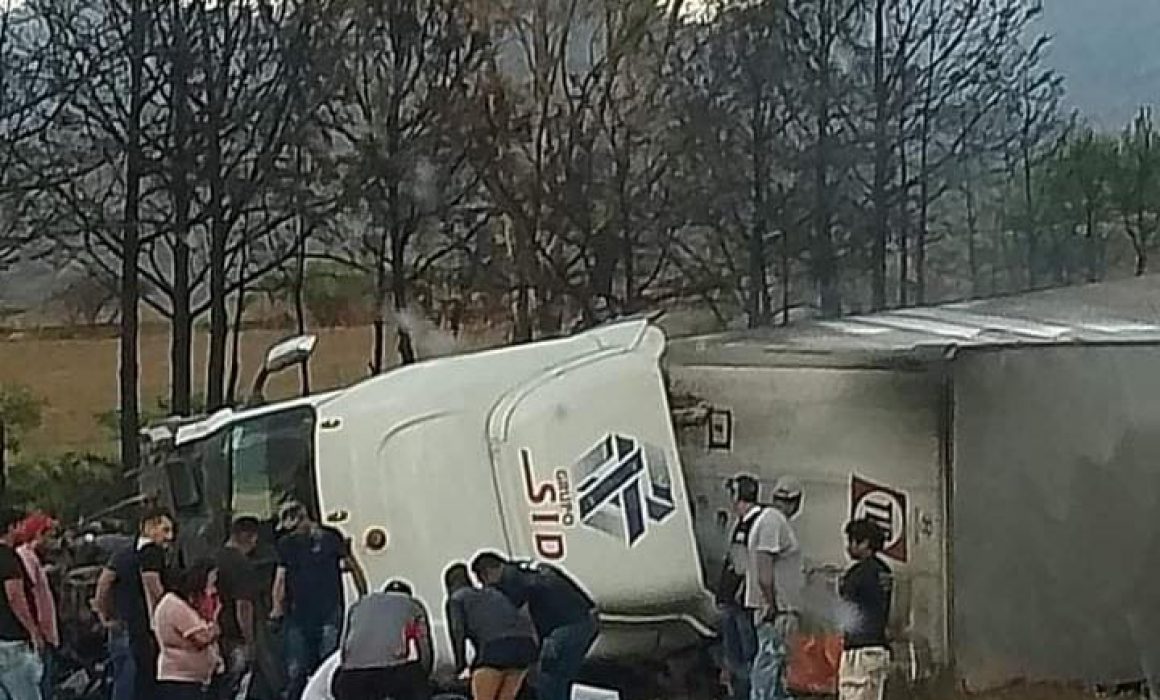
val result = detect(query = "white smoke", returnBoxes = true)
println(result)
[390,305,466,359]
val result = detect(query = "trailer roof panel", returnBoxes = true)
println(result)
[668,276,1160,367]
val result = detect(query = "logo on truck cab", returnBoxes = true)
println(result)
[575,434,676,546]
[521,434,677,560]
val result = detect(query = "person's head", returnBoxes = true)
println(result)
[771,476,803,519]
[173,559,218,602]
[277,501,312,534]
[229,516,261,554]
[444,562,471,596]
[0,507,26,544]
[382,579,413,596]
[727,474,760,516]
[845,518,886,561]
[139,507,174,546]
[470,551,508,586]
[16,511,57,550]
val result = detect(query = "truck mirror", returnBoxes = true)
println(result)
[249,335,318,406]
[264,335,318,374]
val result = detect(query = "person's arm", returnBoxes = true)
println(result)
[5,579,43,650]
[271,566,287,619]
[751,514,788,619]
[755,552,778,617]
[414,604,434,676]
[445,596,468,674]
[172,600,218,649]
[94,567,118,626]
[138,545,166,616]
[339,538,369,598]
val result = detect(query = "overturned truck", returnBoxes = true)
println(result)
[138,277,1160,692]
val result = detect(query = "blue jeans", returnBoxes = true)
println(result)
[750,618,796,700]
[108,627,156,700]
[720,606,757,700]
[283,615,341,700]
[108,630,136,700]
[536,614,598,700]
[39,648,54,700]
[0,639,43,700]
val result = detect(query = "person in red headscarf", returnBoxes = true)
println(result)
[16,510,60,700]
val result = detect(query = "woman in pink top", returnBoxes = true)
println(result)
[16,511,59,700]
[153,560,222,700]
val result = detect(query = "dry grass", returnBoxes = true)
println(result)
[0,323,505,456]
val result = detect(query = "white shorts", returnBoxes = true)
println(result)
[838,646,890,700]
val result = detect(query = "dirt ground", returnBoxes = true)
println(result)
[0,322,505,456]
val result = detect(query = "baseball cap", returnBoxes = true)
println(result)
[277,501,307,531]
[772,476,803,501]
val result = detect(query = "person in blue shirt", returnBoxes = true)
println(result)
[271,502,367,700]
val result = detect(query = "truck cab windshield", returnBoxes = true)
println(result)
[230,406,319,521]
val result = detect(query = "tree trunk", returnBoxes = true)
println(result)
[964,179,980,298]
[226,243,247,406]
[813,6,840,319]
[372,229,388,374]
[294,198,311,394]
[897,68,911,306]
[748,97,770,328]
[203,3,229,410]
[168,0,193,415]
[119,0,147,471]
[1022,140,1037,290]
[870,0,889,311]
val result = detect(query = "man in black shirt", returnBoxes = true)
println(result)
[0,506,43,700]
[94,507,175,700]
[837,519,894,700]
[216,517,262,700]
[472,552,597,700]
[272,502,368,700]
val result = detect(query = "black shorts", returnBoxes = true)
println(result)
[475,637,538,670]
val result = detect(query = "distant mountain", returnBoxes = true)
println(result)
[1040,0,1160,129]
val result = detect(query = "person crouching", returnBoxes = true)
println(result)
[444,563,538,700]
[331,580,432,700]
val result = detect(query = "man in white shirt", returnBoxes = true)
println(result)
[732,474,805,700]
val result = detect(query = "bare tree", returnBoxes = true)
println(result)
[319,0,486,370]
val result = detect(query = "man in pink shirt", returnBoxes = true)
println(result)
[17,511,59,700]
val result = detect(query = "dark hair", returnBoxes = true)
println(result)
[470,551,507,580]
[383,579,413,596]
[172,560,216,602]
[139,507,172,531]
[0,507,25,533]
[845,519,887,552]
[730,475,760,504]
[444,563,471,594]
[230,516,261,539]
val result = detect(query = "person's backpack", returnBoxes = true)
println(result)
[715,507,765,605]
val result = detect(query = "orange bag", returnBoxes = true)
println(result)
[786,634,844,696]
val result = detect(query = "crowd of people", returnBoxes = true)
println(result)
[32,498,599,700]
[0,469,895,700]
[716,474,895,700]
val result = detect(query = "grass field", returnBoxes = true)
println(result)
[0,322,504,456]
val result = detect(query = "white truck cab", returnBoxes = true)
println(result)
[141,319,714,671]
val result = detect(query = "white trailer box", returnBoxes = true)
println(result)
[667,277,1160,690]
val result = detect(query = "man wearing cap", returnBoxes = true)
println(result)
[728,474,805,700]
[272,502,368,700]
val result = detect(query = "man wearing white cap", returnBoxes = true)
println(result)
[740,474,806,700]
